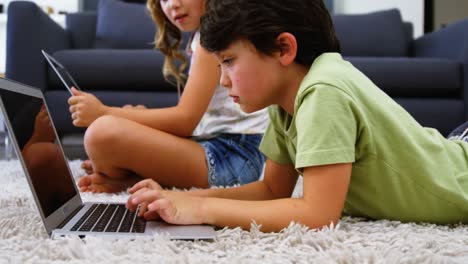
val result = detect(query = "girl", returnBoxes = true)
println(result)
[126,0,468,232]
[68,0,268,193]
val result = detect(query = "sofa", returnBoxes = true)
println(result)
[5,0,468,158]
[334,10,468,138]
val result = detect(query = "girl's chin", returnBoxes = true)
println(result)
[175,23,198,33]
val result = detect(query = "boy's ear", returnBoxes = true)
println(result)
[276,32,298,66]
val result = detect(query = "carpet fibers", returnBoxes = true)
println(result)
[0,160,468,263]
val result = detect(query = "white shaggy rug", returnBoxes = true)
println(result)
[1,159,468,263]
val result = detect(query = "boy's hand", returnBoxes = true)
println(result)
[127,189,205,225]
[128,179,163,194]
[68,87,108,127]
[127,179,164,219]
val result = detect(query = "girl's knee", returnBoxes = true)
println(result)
[84,115,124,151]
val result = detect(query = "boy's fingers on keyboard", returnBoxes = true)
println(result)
[127,189,147,206]
[148,200,174,222]
[127,190,159,211]
[132,187,149,197]
[135,190,163,204]
[143,210,161,221]
[127,181,144,194]
[125,199,134,211]
[148,199,164,212]
[138,202,148,217]
[126,195,139,211]
[128,179,157,193]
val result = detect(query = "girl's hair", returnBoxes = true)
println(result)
[200,0,341,67]
[147,0,189,96]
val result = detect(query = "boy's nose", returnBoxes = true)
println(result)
[219,71,232,88]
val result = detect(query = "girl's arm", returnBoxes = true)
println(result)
[69,42,220,137]
[128,161,352,232]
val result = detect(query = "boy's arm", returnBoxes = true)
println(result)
[129,162,352,232]
[186,159,299,200]
[200,163,352,232]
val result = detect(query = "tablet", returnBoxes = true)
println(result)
[42,50,81,95]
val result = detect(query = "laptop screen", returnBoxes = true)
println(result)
[0,89,77,217]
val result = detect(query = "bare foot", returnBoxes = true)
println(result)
[80,160,94,175]
[78,173,140,193]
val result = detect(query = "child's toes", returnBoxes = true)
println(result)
[78,175,92,187]
[81,160,94,174]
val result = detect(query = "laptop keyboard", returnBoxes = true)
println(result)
[70,204,146,233]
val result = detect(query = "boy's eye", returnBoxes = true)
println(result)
[222,58,233,65]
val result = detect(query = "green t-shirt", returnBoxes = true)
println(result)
[260,53,468,224]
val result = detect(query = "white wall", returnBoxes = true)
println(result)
[333,0,424,38]
[434,0,468,31]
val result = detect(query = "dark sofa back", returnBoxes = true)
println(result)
[332,9,410,57]
[66,12,97,49]
[94,0,156,49]
[66,0,156,49]
[67,4,412,58]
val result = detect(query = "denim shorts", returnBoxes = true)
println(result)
[196,134,266,187]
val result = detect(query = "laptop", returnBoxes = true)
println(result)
[42,50,81,95]
[0,77,216,239]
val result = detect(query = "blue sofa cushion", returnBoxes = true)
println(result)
[396,98,464,136]
[48,50,175,92]
[348,57,462,97]
[333,9,409,57]
[94,0,155,49]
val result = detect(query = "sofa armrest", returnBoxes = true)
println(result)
[413,19,468,119]
[412,19,468,64]
[5,1,70,91]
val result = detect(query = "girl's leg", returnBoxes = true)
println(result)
[79,115,209,193]
[79,104,148,175]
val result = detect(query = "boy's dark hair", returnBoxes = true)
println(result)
[200,0,341,66]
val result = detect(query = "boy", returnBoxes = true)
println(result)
[126,0,468,231]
